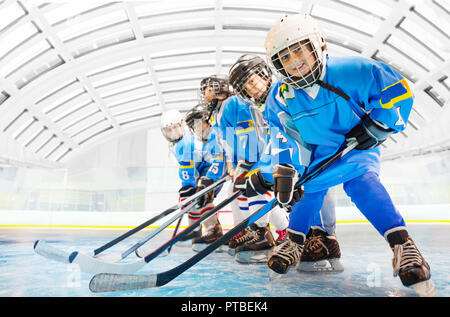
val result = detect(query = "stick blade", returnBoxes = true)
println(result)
[89,273,157,293]
[71,252,146,274]
[33,240,71,264]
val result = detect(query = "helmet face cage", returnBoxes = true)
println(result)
[199,76,232,104]
[232,63,272,105]
[185,105,212,140]
[161,122,185,143]
[270,37,324,90]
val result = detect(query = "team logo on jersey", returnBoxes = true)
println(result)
[280,84,295,101]
[209,114,216,126]
[236,120,255,134]
[379,78,412,109]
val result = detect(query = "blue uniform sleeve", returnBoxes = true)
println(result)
[175,137,197,188]
[215,100,238,167]
[254,85,309,184]
[355,60,413,132]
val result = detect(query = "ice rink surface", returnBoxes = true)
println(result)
[0,223,448,297]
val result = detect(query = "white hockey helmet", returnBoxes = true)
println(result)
[160,109,185,143]
[265,13,327,89]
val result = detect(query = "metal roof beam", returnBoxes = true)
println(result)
[22,0,120,131]
[124,2,166,111]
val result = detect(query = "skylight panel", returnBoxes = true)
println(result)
[43,90,91,117]
[94,73,152,97]
[62,109,103,133]
[134,0,213,17]
[399,18,449,62]
[90,65,147,88]
[412,0,450,35]
[11,116,37,140]
[101,83,154,102]
[74,122,113,146]
[0,22,41,77]
[0,1,26,32]
[311,4,379,36]
[56,8,128,42]
[44,2,121,26]
[86,56,144,80]
[222,0,303,12]
[53,101,96,126]
[35,79,79,104]
[386,34,437,72]
[337,0,392,20]
[70,27,135,59]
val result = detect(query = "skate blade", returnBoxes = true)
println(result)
[297,258,344,274]
[228,247,236,256]
[269,271,284,282]
[412,279,437,297]
[234,250,269,264]
[192,243,228,253]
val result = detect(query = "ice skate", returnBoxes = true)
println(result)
[234,224,276,264]
[227,227,255,256]
[298,227,344,274]
[391,236,437,297]
[267,231,304,275]
[177,228,202,246]
[191,223,227,252]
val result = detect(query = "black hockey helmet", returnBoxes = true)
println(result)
[200,75,232,96]
[185,104,212,140]
[199,74,233,117]
[229,54,272,105]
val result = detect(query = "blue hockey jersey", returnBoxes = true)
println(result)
[260,56,413,192]
[212,95,268,168]
[172,129,225,188]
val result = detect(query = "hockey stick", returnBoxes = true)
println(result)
[89,140,357,292]
[65,189,242,275]
[120,202,195,260]
[33,177,229,269]
[167,214,184,254]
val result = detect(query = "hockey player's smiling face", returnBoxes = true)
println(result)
[243,74,268,100]
[279,42,316,77]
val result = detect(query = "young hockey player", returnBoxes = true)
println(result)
[228,53,343,273]
[246,13,435,295]
[160,106,226,252]
[200,75,290,264]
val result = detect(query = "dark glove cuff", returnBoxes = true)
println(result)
[179,185,196,198]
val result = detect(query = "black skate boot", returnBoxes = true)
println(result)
[234,224,276,264]
[192,223,225,252]
[267,231,304,274]
[298,227,344,274]
[180,228,202,242]
[387,229,437,297]
[227,228,253,256]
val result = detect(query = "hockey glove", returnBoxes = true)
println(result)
[195,177,215,209]
[233,170,271,197]
[346,115,394,150]
[232,160,253,181]
[273,164,304,212]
